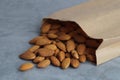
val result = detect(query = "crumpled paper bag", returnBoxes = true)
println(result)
[47,0,120,65]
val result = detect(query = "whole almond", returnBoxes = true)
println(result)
[36,36,52,45]
[50,56,60,67]
[41,23,51,33]
[19,51,36,60]
[77,44,86,55]
[61,58,70,69]
[58,34,71,41]
[71,50,79,59]
[56,41,66,52]
[58,51,65,62]
[44,44,57,50]
[47,33,58,39]
[70,59,80,68]
[37,59,50,68]
[29,36,42,44]
[79,55,86,63]
[38,48,54,57]
[28,45,40,52]
[33,56,45,63]
[66,40,75,52]
[19,62,34,71]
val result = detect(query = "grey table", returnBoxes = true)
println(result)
[0,0,120,80]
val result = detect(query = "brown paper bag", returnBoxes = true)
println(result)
[47,0,120,65]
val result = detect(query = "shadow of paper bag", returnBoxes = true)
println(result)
[47,0,120,65]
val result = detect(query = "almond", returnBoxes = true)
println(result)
[50,56,60,67]
[56,41,66,52]
[19,51,36,60]
[58,34,71,41]
[19,62,34,71]
[38,48,54,57]
[70,59,80,68]
[44,44,57,50]
[61,58,70,69]
[37,59,50,68]
[86,54,96,62]
[71,50,79,59]
[36,36,52,45]
[28,45,40,52]
[29,36,42,44]
[77,44,86,55]
[58,51,65,62]
[47,33,58,39]
[41,23,51,33]
[66,40,75,52]
[33,56,45,63]
[79,55,86,63]
[51,24,61,29]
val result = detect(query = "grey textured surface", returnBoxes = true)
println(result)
[0,0,120,80]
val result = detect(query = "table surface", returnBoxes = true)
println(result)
[0,0,120,80]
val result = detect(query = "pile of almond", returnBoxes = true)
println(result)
[19,18,102,71]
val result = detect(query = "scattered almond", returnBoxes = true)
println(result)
[66,40,75,52]
[44,44,57,50]
[41,23,51,33]
[47,33,58,39]
[57,51,65,62]
[77,44,86,55]
[50,56,60,67]
[19,51,36,60]
[28,45,40,52]
[38,48,54,57]
[37,59,50,68]
[71,59,80,68]
[79,55,86,63]
[61,58,70,69]
[56,41,66,52]
[19,62,34,71]
[33,56,45,63]
[58,34,71,41]
[71,50,79,59]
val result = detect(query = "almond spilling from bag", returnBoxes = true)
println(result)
[37,59,51,68]
[19,51,36,60]
[61,58,70,69]
[38,48,54,57]
[50,56,60,67]
[19,18,103,71]
[70,59,80,68]
[19,62,34,71]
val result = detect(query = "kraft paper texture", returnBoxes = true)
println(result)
[47,0,120,65]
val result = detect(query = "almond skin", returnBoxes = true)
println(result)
[66,40,75,52]
[50,56,60,67]
[54,48,60,56]
[71,59,80,68]
[79,55,86,63]
[29,36,42,44]
[33,56,45,63]
[37,59,50,68]
[41,23,51,33]
[44,44,57,51]
[61,58,70,69]
[28,45,40,52]
[38,48,54,57]
[47,33,58,39]
[71,50,79,59]
[77,44,86,55]
[36,36,52,45]
[58,34,71,41]
[19,51,36,60]
[56,41,66,52]
[58,51,65,62]
[19,62,34,71]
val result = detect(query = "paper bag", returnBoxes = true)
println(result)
[47,0,120,65]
